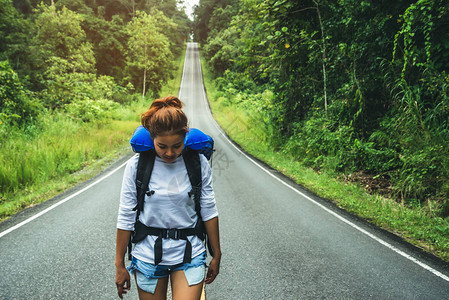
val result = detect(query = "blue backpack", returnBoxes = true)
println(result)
[130,125,214,158]
[128,126,214,264]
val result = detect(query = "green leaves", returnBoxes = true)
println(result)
[66,98,118,123]
[393,0,435,77]
[198,0,449,218]
[0,60,42,126]
[125,10,174,97]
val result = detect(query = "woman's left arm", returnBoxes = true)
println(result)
[200,156,221,284]
[204,216,221,284]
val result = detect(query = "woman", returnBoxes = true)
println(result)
[115,96,221,300]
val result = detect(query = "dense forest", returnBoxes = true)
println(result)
[1,0,190,128]
[0,0,189,215]
[194,0,449,219]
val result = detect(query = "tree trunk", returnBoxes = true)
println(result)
[314,0,328,112]
[142,68,146,100]
[142,35,147,100]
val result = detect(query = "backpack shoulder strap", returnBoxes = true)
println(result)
[183,149,215,257]
[135,150,156,213]
[182,148,202,216]
[128,150,156,260]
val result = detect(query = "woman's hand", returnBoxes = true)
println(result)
[205,255,221,284]
[203,217,221,284]
[115,229,132,298]
[115,265,131,299]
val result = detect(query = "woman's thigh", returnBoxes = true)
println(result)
[134,272,169,300]
[170,270,204,300]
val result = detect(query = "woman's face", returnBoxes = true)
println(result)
[153,133,185,163]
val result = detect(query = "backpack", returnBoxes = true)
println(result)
[127,126,214,264]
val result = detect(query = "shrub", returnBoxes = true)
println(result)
[0,60,42,126]
[65,98,119,123]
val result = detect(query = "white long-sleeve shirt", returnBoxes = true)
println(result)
[117,153,218,265]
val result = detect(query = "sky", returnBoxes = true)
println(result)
[183,0,199,20]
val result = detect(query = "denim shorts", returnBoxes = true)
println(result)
[127,252,206,294]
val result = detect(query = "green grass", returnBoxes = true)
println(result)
[0,116,137,220]
[200,56,449,262]
[0,49,186,222]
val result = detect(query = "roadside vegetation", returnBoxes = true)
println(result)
[194,0,449,262]
[0,0,188,221]
[2,0,448,263]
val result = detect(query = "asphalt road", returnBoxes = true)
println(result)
[1,43,449,300]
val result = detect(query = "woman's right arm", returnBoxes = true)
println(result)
[115,229,132,299]
[115,157,138,298]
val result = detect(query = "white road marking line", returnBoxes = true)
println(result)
[5,43,446,285]
[0,160,131,238]
[194,44,449,283]
[178,43,190,100]
[190,43,195,122]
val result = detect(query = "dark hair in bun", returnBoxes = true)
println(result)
[141,96,188,138]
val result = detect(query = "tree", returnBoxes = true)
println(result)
[125,10,173,98]
[0,0,36,87]
[83,14,127,80]
[33,4,95,73]
[203,4,241,76]
[33,4,96,108]
[149,8,182,55]
[0,60,42,127]
[193,0,236,43]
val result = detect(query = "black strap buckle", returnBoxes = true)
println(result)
[188,186,201,198]
[163,229,180,240]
